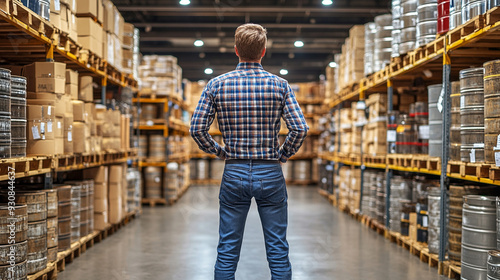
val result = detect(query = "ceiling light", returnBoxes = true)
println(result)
[194,40,204,47]
[294,41,304,48]
[329,61,337,68]
[205,68,213,75]
[280,69,288,75]
[322,0,333,5]
[180,0,190,5]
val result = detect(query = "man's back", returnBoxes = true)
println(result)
[191,62,308,162]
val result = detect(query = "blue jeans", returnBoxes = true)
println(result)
[214,160,292,280]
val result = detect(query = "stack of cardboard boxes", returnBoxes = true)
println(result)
[337,26,366,91]
[103,0,124,72]
[139,55,182,99]
[339,108,352,154]
[85,164,128,230]
[122,23,135,75]
[336,166,362,213]
[53,0,78,41]
[24,62,69,156]
[364,94,388,156]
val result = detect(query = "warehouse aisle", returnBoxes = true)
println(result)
[58,186,446,280]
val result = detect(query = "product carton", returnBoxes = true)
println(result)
[79,76,93,102]
[71,100,86,122]
[83,166,108,184]
[94,212,108,230]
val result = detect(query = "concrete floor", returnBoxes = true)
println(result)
[58,186,446,280]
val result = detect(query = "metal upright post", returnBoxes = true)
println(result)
[101,77,107,106]
[439,39,452,263]
[359,91,366,213]
[45,44,54,62]
[336,104,342,202]
[385,79,394,229]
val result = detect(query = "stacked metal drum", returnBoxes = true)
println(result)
[362,171,374,217]
[392,0,402,57]
[374,14,394,72]
[427,187,443,254]
[461,195,497,280]
[416,0,439,48]
[428,84,443,157]
[364,22,377,76]
[43,190,58,263]
[484,60,500,164]
[400,0,418,54]
[488,0,500,9]
[149,135,166,161]
[79,181,90,237]
[450,0,462,29]
[462,0,487,24]
[460,67,485,163]
[376,175,387,225]
[144,167,162,199]
[450,82,462,161]
[56,185,71,252]
[389,176,412,232]
[0,204,28,279]
[70,183,81,243]
[396,114,419,154]
[412,102,429,154]
[11,75,26,157]
[0,68,11,158]
[164,162,179,200]
[388,111,400,154]
[438,0,451,34]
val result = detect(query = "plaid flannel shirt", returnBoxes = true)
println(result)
[190,62,309,162]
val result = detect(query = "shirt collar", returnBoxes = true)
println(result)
[236,62,263,70]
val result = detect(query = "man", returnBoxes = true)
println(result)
[190,23,309,280]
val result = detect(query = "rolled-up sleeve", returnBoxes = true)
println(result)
[279,84,309,162]
[189,82,226,159]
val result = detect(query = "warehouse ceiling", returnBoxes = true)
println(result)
[115,0,391,82]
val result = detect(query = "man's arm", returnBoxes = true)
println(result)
[189,82,227,159]
[279,84,309,163]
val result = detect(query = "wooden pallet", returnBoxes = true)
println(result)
[142,197,168,207]
[55,30,81,57]
[387,154,413,167]
[363,154,387,165]
[447,160,491,178]
[411,155,441,172]
[0,156,51,180]
[447,14,485,46]
[28,262,57,280]
[486,6,500,26]
[1,0,55,39]
[448,264,461,279]
[419,248,440,269]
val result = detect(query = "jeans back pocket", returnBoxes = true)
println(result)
[220,177,243,204]
[259,177,286,204]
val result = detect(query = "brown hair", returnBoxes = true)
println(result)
[235,23,267,62]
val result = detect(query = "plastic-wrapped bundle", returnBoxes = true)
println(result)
[364,22,377,76]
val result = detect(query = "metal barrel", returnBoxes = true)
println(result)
[144,166,162,199]
[462,195,498,280]
[488,250,500,280]
[484,60,500,163]
[462,0,487,23]
[374,14,393,72]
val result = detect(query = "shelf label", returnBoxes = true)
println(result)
[461,96,465,109]
[495,152,500,167]
[67,132,72,142]
[470,149,476,163]
[387,130,397,142]
[31,126,41,140]
[437,87,444,113]
[47,121,53,133]
[419,125,430,140]
[473,143,484,148]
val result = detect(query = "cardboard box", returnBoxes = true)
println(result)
[103,0,114,34]
[94,197,107,213]
[27,140,55,155]
[409,225,417,242]
[92,182,107,198]
[55,116,64,138]
[72,100,86,122]
[51,0,61,13]
[109,182,121,200]
[65,84,78,100]
[24,62,66,79]
[123,23,134,35]
[27,78,65,94]
[108,197,122,224]
[27,119,55,140]
[76,0,98,18]
[83,166,108,184]
[66,69,78,85]
[27,92,66,117]
[64,130,73,154]
[50,12,61,29]
[109,165,123,184]
[27,104,54,120]
[78,36,103,58]
[55,137,64,155]
[93,212,108,230]
[409,213,417,226]
[84,103,95,121]
[79,76,93,102]
[73,121,87,153]
[97,0,104,24]
[77,17,101,36]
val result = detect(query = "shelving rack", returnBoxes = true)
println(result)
[133,93,191,206]
[0,2,142,279]
[319,7,500,279]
